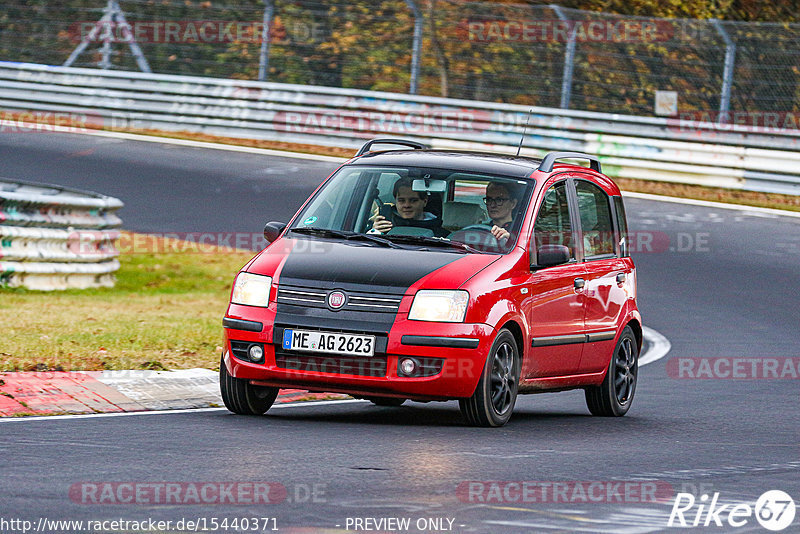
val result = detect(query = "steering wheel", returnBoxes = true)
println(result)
[450,224,501,248]
[460,224,495,233]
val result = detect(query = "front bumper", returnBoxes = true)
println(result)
[223,303,494,400]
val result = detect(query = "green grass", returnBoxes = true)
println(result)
[0,233,254,371]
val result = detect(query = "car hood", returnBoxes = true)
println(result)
[248,237,500,294]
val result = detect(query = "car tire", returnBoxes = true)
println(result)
[459,329,519,427]
[219,357,279,415]
[367,397,406,407]
[585,326,638,417]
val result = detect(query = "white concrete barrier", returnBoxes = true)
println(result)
[0,178,123,290]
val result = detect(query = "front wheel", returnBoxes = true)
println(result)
[585,326,638,416]
[459,329,520,427]
[219,357,279,415]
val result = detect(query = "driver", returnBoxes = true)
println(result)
[484,182,519,241]
[371,177,448,237]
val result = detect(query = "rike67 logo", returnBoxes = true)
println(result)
[668,490,795,531]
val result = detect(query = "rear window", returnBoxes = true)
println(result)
[614,196,629,257]
[575,180,615,259]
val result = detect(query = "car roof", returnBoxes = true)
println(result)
[348,149,543,179]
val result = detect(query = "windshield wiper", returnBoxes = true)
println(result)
[289,227,403,249]
[383,234,481,254]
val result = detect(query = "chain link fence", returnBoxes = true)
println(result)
[1,0,798,116]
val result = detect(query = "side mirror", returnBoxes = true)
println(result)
[532,244,570,269]
[263,221,287,243]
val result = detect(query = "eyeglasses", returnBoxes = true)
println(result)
[483,197,511,206]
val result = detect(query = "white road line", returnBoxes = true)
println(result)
[623,191,800,219]
[640,326,672,367]
[484,519,659,534]
[76,129,348,163]
[0,399,367,423]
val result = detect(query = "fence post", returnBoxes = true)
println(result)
[64,0,150,73]
[258,0,274,82]
[551,5,576,109]
[405,0,423,94]
[711,19,736,123]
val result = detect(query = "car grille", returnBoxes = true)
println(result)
[274,351,387,377]
[276,285,403,314]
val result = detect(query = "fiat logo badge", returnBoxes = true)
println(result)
[328,291,346,310]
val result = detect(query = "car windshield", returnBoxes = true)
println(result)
[289,165,534,254]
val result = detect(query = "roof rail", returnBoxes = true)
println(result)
[537,152,601,173]
[355,138,430,157]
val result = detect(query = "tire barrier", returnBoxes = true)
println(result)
[1,61,799,195]
[0,178,123,290]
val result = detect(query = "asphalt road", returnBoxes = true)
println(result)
[1,132,799,533]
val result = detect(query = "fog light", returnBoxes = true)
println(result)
[400,358,416,375]
[248,344,264,363]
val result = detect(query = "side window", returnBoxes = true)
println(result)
[376,172,404,204]
[355,171,405,232]
[533,181,575,260]
[300,168,366,230]
[614,196,629,257]
[575,180,615,258]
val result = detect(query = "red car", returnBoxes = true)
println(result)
[220,139,641,427]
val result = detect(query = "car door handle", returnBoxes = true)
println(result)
[616,272,627,283]
[574,278,585,290]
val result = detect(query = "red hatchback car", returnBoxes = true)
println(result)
[220,139,641,426]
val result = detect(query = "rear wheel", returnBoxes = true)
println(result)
[219,357,279,415]
[459,329,519,427]
[367,397,406,407]
[585,326,638,416]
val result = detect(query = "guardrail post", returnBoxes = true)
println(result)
[258,0,274,82]
[551,5,576,109]
[711,19,736,123]
[405,0,423,94]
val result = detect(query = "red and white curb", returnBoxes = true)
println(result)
[0,369,344,417]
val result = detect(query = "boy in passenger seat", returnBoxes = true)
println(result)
[370,177,448,237]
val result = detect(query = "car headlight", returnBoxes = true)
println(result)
[408,290,469,322]
[231,272,272,307]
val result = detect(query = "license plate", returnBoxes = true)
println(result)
[282,329,375,357]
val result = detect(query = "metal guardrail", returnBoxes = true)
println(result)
[1,61,799,195]
[0,178,123,290]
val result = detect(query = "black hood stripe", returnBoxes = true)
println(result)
[277,238,461,293]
